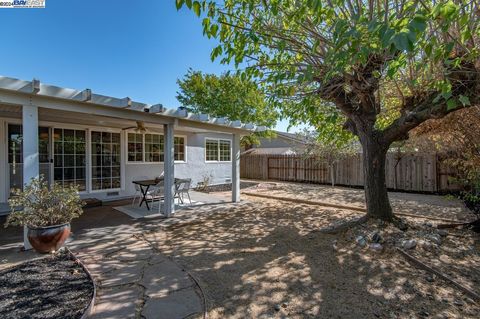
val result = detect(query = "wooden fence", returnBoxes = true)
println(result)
[240,153,461,193]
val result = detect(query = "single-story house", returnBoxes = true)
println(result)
[243,130,307,155]
[0,76,264,220]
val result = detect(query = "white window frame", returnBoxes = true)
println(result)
[125,132,187,164]
[204,137,232,163]
[89,129,122,193]
[126,132,145,163]
[173,135,187,163]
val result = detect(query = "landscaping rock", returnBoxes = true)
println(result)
[371,231,382,243]
[355,235,367,247]
[369,243,384,252]
[396,220,408,231]
[453,300,464,307]
[274,304,281,311]
[402,239,417,250]
[437,229,448,237]
[419,239,433,251]
[427,234,442,245]
[425,276,435,283]
[418,310,430,317]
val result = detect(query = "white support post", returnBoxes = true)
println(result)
[22,105,39,250]
[0,119,6,203]
[232,133,241,202]
[163,123,175,217]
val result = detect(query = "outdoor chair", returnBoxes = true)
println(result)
[175,178,192,205]
[131,176,149,206]
[149,179,165,207]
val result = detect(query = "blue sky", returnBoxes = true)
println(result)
[0,0,295,132]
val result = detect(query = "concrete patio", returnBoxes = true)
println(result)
[0,191,240,319]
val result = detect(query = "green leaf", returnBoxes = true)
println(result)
[459,95,471,106]
[392,33,409,51]
[192,1,201,16]
[210,24,219,38]
[446,99,458,110]
[410,15,427,32]
[175,0,184,10]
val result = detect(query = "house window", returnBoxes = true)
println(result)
[53,128,87,191]
[126,133,185,163]
[145,134,164,162]
[127,133,143,162]
[91,131,121,190]
[174,137,185,161]
[219,140,231,161]
[205,139,231,162]
[205,139,219,161]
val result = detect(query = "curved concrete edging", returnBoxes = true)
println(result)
[65,247,97,319]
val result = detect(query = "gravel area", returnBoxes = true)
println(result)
[0,250,94,319]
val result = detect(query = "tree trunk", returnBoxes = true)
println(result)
[361,136,394,221]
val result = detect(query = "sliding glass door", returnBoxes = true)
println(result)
[91,131,121,190]
[6,125,121,195]
[8,124,51,194]
[53,128,87,191]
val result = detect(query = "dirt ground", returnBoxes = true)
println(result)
[154,190,479,319]
[243,181,475,222]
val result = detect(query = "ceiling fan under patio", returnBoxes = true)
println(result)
[122,121,147,133]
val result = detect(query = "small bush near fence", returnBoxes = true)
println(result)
[240,154,461,193]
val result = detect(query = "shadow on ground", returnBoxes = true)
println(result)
[153,200,479,319]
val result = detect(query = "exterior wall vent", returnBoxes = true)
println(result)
[106,191,119,197]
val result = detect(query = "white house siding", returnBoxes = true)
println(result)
[121,131,232,198]
[0,119,233,202]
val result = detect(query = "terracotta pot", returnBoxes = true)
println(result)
[27,223,71,253]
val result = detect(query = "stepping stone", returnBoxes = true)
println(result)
[99,261,146,287]
[141,261,194,297]
[141,288,203,319]
[90,285,142,319]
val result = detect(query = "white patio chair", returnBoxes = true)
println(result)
[131,176,149,207]
[175,178,192,205]
[149,179,165,209]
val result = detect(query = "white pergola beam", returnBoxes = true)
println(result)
[145,103,165,113]
[32,79,40,94]
[0,76,259,134]
[120,97,132,108]
[213,117,227,125]
[230,120,242,128]
[73,89,92,102]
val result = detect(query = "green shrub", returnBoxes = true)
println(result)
[5,177,84,228]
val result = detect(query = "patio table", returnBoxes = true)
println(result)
[132,178,179,210]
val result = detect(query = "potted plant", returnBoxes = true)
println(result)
[5,177,84,253]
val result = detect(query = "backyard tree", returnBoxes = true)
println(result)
[176,69,278,146]
[177,0,480,221]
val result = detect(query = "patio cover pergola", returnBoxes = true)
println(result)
[0,76,264,249]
